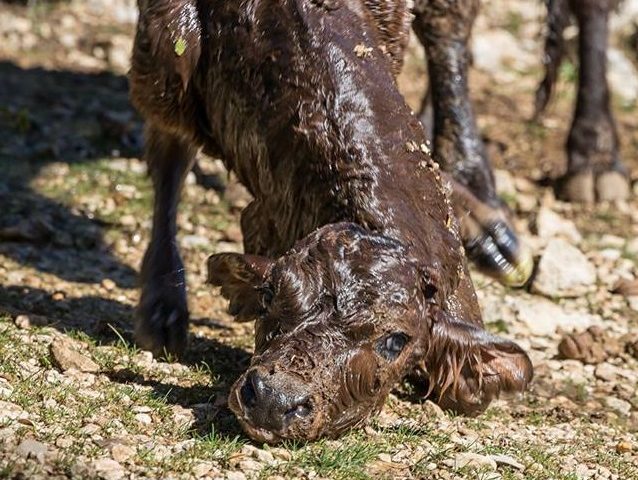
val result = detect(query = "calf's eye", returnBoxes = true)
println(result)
[376,333,409,361]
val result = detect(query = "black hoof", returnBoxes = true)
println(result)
[465,220,533,287]
[135,292,189,360]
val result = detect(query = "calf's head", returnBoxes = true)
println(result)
[209,223,532,443]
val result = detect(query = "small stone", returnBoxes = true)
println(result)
[14,314,31,329]
[604,396,632,416]
[599,248,622,262]
[56,437,74,449]
[449,452,497,471]
[494,169,517,198]
[239,459,263,472]
[135,413,152,425]
[271,448,292,461]
[472,30,536,77]
[132,405,152,413]
[111,444,135,463]
[599,234,626,249]
[16,438,47,462]
[490,454,525,471]
[558,326,618,364]
[80,423,100,435]
[532,238,597,298]
[378,453,393,463]
[182,234,210,249]
[422,400,446,419]
[101,278,116,291]
[626,237,638,256]
[254,449,275,463]
[594,363,618,382]
[120,214,137,227]
[50,338,99,373]
[193,461,215,477]
[226,472,247,480]
[482,474,502,480]
[514,296,599,336]
[222,225,243,243]
[535,207,582,244]
[171,405,194,427]
[516,192,537,212]
[92,458,125,480]
[240,444,258,456]
[132,351,153,367]
[607,47,638,102]
[616,441,633,453]
[574,463,592,478]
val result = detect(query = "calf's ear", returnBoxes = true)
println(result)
[208,253,273,322]
[424,318,533,416]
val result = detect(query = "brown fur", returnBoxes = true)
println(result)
[130,0,533,442]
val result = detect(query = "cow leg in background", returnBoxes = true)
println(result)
[135,125,197,358]
[412,0,532,287]
[560,0,629,203]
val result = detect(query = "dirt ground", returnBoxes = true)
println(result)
[1,1,638,479]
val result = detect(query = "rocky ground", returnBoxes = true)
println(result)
[1,0,638,479]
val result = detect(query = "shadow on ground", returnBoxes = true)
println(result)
[0,61,141,287]
[0,60,249,436]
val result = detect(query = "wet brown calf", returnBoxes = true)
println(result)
[130,0,532,442]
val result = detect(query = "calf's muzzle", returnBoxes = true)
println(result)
[233,367,314,434]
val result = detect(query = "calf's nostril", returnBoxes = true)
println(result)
[241,369,270,409]
[284,399,312,422]
[240,377,257,408]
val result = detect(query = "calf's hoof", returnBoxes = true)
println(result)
[135,288,189,360]
[449,177,533,287]
[463,216,533,288]
[558,170,630,204]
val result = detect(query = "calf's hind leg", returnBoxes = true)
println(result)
[136,125,197,358]
[560,0,629,203]
[412,0,532,287]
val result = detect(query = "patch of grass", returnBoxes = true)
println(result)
[562,379,589,403]
[620,247,638,265]
[526,411,546,427]
[502,11,524,37]
[500,191,518,211]
[525,121,548,141]
[298,439,381,480]
[559,60,578,85]
[265,434,383,480]
[485,319,509,334]
[194,429,245,464]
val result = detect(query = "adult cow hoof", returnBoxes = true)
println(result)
[135,286,189,360]
[463,216,534,288]
[558,169,630,204]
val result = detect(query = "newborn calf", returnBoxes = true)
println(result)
[130,0,532,443]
